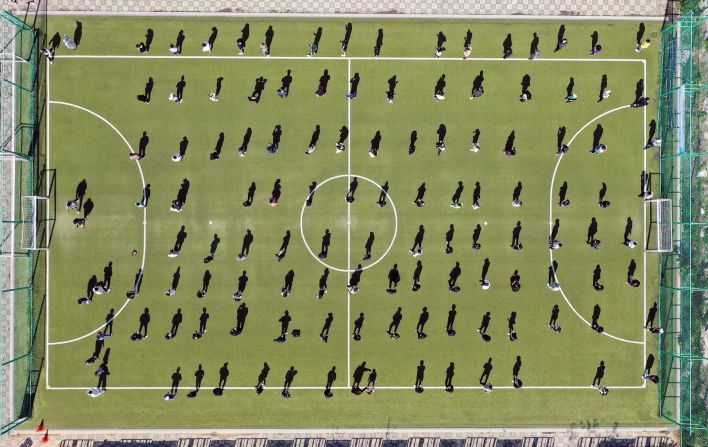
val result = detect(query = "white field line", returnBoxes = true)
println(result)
[45,55,651,392]
[46,385,647,391]
[44,60,50,390]
[346,57,352,388]
[53,55,646,63]
[549,104,644,346]
[642,60,647,376]
[43,11,666,21]
[46,101,147,348]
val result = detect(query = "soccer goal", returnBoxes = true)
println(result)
[646,198,673,253]
[20,195,49,251]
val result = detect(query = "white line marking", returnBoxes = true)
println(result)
[46,101,147,347]
[43,11,665,21]
[54,54,645,63]
[45,60,51,390]
[642,60,647,386]
[45,385,647,391]
[299,175,398,273]
[549,104,643,345]
[346,58,352,388]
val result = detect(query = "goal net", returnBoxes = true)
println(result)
[646,198,673,253]
[20,195,47,250]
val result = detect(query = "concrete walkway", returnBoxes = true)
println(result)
[8,0,669,16]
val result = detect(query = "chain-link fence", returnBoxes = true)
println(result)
[0,0,47,435]
[656,2,708,446]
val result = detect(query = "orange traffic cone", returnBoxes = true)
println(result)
[35,419,45,432]
[41,429,49,443]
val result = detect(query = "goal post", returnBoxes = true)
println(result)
[646,198,673,253]
[20,195,48,251]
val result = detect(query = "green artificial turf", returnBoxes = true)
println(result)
[32,15,663,429]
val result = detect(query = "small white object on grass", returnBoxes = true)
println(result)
[209,221,213,225]
[484,221,488,225]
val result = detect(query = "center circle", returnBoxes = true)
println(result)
[299,174,398,273]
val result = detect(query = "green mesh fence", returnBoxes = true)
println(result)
[0,6,44,435]
[656,7,708,447]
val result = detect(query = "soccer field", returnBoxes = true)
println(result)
[35,15,663,428]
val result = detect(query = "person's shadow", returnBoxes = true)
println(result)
[208,27,218,50]
[245,183,256,205]
[73,21,83,47]
[239,128,252,155]
[592,124,604,148]
[211,132,225,160]
[591,31,599,50]
[235,303,249,332]
[436,124,447,143]
[145,28,154,52]
[557,126,566,148]
[505,131,516,153]
[257,361,270,385]
[555,24,565,51]
[283,269,295,292]
[178,136,189,157]
[306,181,317,207]
[635,79,644,104]
[502,33,512,54]
[370,131,381,151]
[445,362,455,390]
[138,131,149,158]
[598,74,608,101]
[313,27,323,47]
[49,32,61,51]
[512,181,522,202]
[434,74,446,95]
[559,181,568,203]
[176,179,190,204]
[236,271,249,295]
[520,74,531,96]
[511,221,522,247]
[215,77,224,96]
[170,308,183,335]
[265,25,275,50]
[86,274,98,298]
[103,261,113,289]
[591,303,602,329]
[174,225,188,251]
[647,119,657,146]
[218,362,229,389]
[480,358,493,384]
[176,75,186,100]
[201,270,212,293]
[402,131,416,156]
[209,234,220,257]
[277,230,291,260]
[472,71,484,91]
[240,229,253,256]
[176,30,185,53]
[144,77,154,102]
[83,198,94,219]
[529,32,539,54]
[241,23,250,45]
[566,77,574,98]
[436,31,446,48]
[644,354,654,375]
[363,232,374,259]
[376,28,384,48]
[318,69,331,93]
[587,217,598,243]
[171,266,181,291]
[628,259,637,282]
